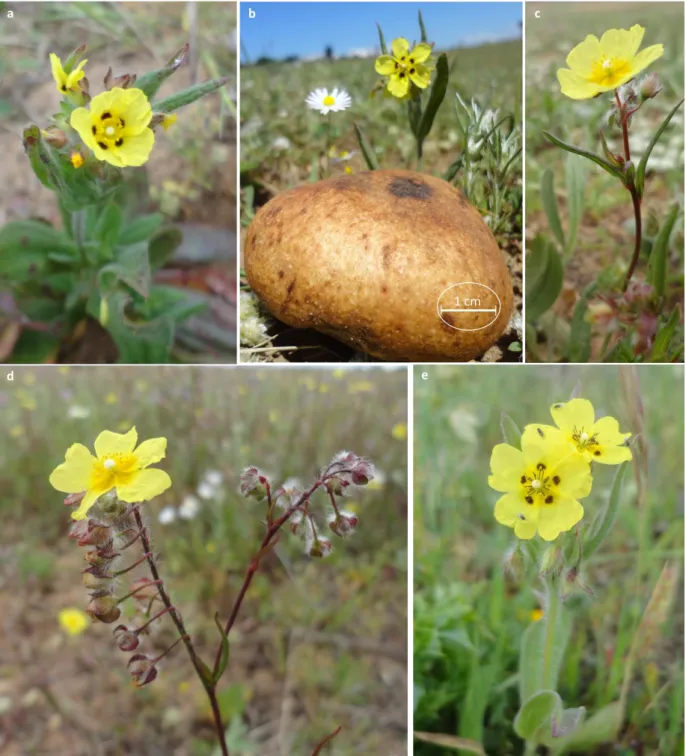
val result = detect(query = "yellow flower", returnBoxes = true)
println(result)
[557,25,663,100]
[105,392,118,405]
[23,372,36,386]
[392,422,407,441]
[162,113,177,131]
[70,151,84,169]
[344,166,353,174]
[49,426,172,521]
[530,608,544,622]
[206,542,217,554]
[375,38,433,99]
[58,607,89,636]
[58,366,70,375]
[347,380,375,394]
[135,380,149,392]
[10,425,24,439]
[319,383,330,393]
[50,52,87,95]
[332,369,345,379]
[525,399,632,465]
[70,87,155,168]
[489,430,592,541]
[16,390,36,411]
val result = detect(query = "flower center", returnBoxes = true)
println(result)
[104,459,116,470]
[323,95,335,106]
[520,462,562,506]
[91,451,138,490]
[572,426,599,452]
[91,110,126,152]
[590,56,632,87]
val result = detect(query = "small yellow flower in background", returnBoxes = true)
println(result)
[58,366,70,375]
[392,422,407,441]
[16,390,36,411]
[489,432,592,541]
[10,426,24,439]
[70,152,84,169]
[71,87,155,168]
[238,385,248,396]
[268,410,280,424]
[50,52,87,95]
[23,372,36,386]
[206,542,217,554]
[375,37,434,99]
[557,25,663,100]
[58,607,89,636]
[104,392,118,405]
[49,426,172,520]
[530,608,544,622]
[348,380,375,394]
[525,399,632,465]
[177,680,191,694]
[117,420,133,432]
[319,383,330,393]
[344,166,353,174]
[332,369,345,379]
[134,380,149,392]
[162,113,177,131]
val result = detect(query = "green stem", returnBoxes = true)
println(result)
[326,112,332,177]
[542,576,560,690]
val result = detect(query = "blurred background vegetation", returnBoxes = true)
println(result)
[239,3,523,363]
[525,2,684,361]
[0,1,237,363]
[414,365,683,754]
[0,365,407,754]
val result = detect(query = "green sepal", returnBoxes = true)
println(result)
[136,44,189,100]
[62,44,87,75]
[213,613,230,685]
[500,412,521,447]
[153,77,229,114]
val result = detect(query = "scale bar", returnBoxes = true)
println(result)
[441,308,497,313]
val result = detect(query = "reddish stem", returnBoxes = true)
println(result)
[615,90,631,163]
[135,605,174,635]
[311,725,343,755]
[113,551,152,576]
[117,579,162,604]
[152,634,188,665]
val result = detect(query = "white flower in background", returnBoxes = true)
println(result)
[329,148,357,164]
[179,495,201,520]
[272,136,291,151]
[203,470,223,488]
[305,87,352,115]
[67,405,90,419]
[158,506,177,524]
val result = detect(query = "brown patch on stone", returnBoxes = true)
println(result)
[388,176,432,200]
[382,243,394,268]
[381,284,388,294]
[278,270,285,279]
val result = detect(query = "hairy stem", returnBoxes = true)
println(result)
[311,724,343,755]
[133,507,229,756]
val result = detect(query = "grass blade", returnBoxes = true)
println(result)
[540,169,565,250]
[636,98,684,195]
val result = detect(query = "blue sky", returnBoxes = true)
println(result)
[240,2,522,61]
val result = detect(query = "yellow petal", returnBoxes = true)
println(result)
[494,492,526,526]
[71,488,103,521]
[116,468,172,502]
[391,37,410,59]
[94,427,138,458]
[629,44,664,76]
[550,399,595,432]
[117,129,154,167]
[409,42,433,64]
[134,437,167,468]
[49,443,95,493]
[70,108,98,151]
[557,68,603,100]
[553,453,593,500]
[565,34,602,74]
[514,516,538,540]
[409,65,431,89]
[118,88,153,133]
[593,416,631,445]
[89,89,119,120]
[537,497,584,541]
[375,55,397,75]
[599,24,644,60]
[521,424,569,464]
[488,443,524,492]
[49,53,66,90]
[387,73,410,99]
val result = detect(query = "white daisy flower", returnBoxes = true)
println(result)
[158,506,177,524]
[179,495,201,519]
[305,87,352,115]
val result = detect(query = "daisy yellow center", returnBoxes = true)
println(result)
[323,95,335,106]
[91,111,127,152]
[589,56,632,87]
[91,451,138,490]
[520,462,562,506]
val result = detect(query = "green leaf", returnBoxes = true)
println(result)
[514,690,562,740]
[442,153,464,183]
[353,121,380,170]
[500,412,521,447]
[104,242,152,298]
[540,169,565,250]
[376,22,387,55]
[137,285,206,323]
[213,613,230,684]
[153,77,229,114]
[602,336,636,362]
[10,330,60,363]
[526,235,564,321]
[584,462,629,559]
[148,227,183,270]
[413,732,486,755]
[0,220,75,283]
[567,283,596,363]
[636,98,684,196]
[542,131,626,184]
[651,307,680,362]
[564,153,587,257]
[22,126,54,190]
[647,203,678,298]
[520,603,572,705]
[551,701,622,753]
[117,213,164,246]
[416,53,449,148]
[103,291,175,363]
[418,10,428,43]
[135,44,189,100]
[94,202,123,249]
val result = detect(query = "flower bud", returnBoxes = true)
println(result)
[113,625,140,652]
[82,566,114,591]
[639,72,662,100]
[84,546,119,567]
[86,595,121,624]
[104,67,138,90]
[326,477,350,497]
[350,458,375,486]
[307,537,333,558]
[76,521,114,547]
[539,546,561,575]
[328,510,358,538]
[127,654,158,687]
[239,466,269,499]
[41,127,68,149]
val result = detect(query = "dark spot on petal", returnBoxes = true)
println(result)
[61,86,67,93]
[97,142,108,150]
[520,476,526,484]
[537,428,545,438]
[115,138,123,147]
[594,451,601,456]
[553,476,561,485]
[518,514,526,520]
[553,403,562,409]
[91,125,97,135]
[398,72,406,79]
[388,176,433,200]
[101,111,112,120]
[525,496,534,504]
[410,68,416,74]
[545,495,554,504]
[536,463,546,471]
[119,119,125,127]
